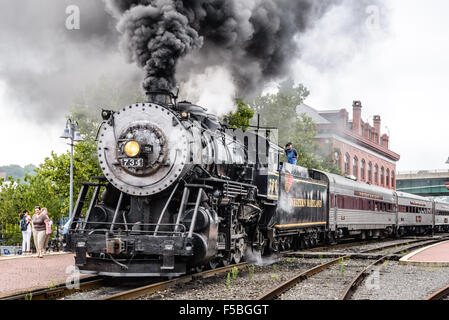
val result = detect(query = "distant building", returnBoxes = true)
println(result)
[297,101,400,190]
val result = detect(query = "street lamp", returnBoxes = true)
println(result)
[60,119,83,236]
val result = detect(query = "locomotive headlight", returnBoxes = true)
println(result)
[124,140,141,157]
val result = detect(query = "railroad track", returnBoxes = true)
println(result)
[1,276,104,300]
[340,237,449,300]
[1,263,249,301]
[3,236,447,301]
[102,262,249,300]
[256,237,449,300]
[425,284,449,300]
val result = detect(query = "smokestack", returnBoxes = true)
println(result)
[146,90,174,106]
[373,115,381,144]
[352,100,362,135]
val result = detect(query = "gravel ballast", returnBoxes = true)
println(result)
[352,261,449,300]
[139,257,333,300]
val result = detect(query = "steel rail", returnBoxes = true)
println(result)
[102,262,249,300]
[256,255,350,300]
[425,284,449,300]
[1,276,104,300]
[340,237,449,300]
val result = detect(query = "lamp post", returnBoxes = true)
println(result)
[60,119,83,237]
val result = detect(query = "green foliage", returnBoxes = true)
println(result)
[340,258,345,275]
[231,266,239,280]
[248,264,255,281]
[226,272,231,291]
[224,99,255,130]
[248,78,341,173]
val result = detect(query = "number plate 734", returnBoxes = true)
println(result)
[121,158,144,168]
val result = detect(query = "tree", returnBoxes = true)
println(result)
[248,79,340,173]
[224,99,255,130]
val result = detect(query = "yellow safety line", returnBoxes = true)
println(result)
[275,222,327,228]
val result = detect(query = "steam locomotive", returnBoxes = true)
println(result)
[64,91,449,277]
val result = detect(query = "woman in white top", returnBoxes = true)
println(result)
[19,210,32,254]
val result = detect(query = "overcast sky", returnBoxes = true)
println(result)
[0,0,448,173]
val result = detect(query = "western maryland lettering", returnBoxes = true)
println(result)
[290,198,323,208]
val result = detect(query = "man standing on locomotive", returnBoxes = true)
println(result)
[285,142,299,165]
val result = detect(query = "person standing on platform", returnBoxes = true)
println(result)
[32,206,49,258]
[19,210,32,255]
[41,208,52,253]
[285,142,299,165]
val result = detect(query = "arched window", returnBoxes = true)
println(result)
[334,151,342,171]
[391,171,395,189]
[368,162,373,183]
[361,160,366,181]
[381,167,385,185]
[353,156,358,179]
[344,153,350,175]
[374,165,379,184]
[386,169,390,187]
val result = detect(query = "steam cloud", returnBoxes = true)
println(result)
[0,0,387,122]
[105,0,344,97]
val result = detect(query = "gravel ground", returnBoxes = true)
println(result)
[62,287,126,300]
[352,261,449,300]
[280,258,373,300]
[326,239,429,254]
[138,258,333,300]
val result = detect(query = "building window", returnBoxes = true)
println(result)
[344,153,350,175]
[368,162,373,183]
[374,165,379,184]
[353,156,358,179]
[391,171,395,188]
[334,151,341,170]
[381,167,385,185]
[386,169,390,187]
[361,160,366,180]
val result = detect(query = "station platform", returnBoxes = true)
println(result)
[0,252,90,298]
[400,240,449,267]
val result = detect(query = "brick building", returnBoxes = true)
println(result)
[297,101,400,190]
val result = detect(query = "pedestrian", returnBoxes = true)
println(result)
[32,206,49,258]
[285,142,299,165]
[41,208,52,254]
[19,210,32,255]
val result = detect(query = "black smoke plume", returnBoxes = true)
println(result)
[105,0,342,96]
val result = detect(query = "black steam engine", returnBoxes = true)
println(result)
[64,91,449,277]
[64,91,290,276]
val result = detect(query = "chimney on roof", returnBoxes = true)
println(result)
[382,134,389,149]
[352,101,362,135]
[373,115,381,144]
